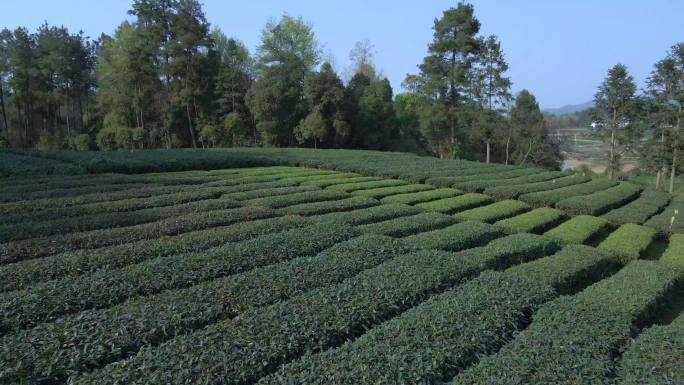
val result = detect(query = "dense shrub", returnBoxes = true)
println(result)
[0,223,357,332]
[300,176,381,187]
[452,260,683,385]
[357,212,458,237]
[661,233,684,267]
[454,200,530,223]
[456,171,566,193]
[616,312,684,385]
[244,189,350,209]
[415,193,492,213]
[403,221,505,251]
[597,223,656,262]
[71,233,558,385]
[556,182,643,216]
[518,178,618,207]
[314,203,422,226]
[494,207,565,234]
[380,188,462,205]
[278,196,378,216]
[326,179,408,192]
[601,190,671,225]
[0,234,412,384]
[0,206,275,263]
[0,216,312,293]
[260,245,619,385]
[351,184,433,199]
[484,174,590,200]
[543,215,610,245]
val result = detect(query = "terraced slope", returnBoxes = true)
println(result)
[1,162,682,385]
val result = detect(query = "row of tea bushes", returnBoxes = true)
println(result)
[454,200,530,223]
[415,193,492,214]
[456,171,567,194]
[0,206,275,263]
[326,179,408,193]
[661,234,684,266]
[70,233,559,385]
[0,151,86,178]
[451,260,683,385]
[494,207,565,234]
[403,221,506,251]
[314,204,423,226]
[543,215,611,245]
[556,182,644,216]
[351,184,433,199]
[0,234,412,384]
[601,190,671,225]
[0,223,357,333]
[597,224,657,262]
[243,189,350,209]
[644,195,684,234]
[259,245,620,385]
[0,216,312,293]
[357,212,458,237]
[380,188,462,205]
[518,178,618,207]
[278,196,379,216]
[484,175,591,200]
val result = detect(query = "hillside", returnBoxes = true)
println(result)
[0,148,682,385]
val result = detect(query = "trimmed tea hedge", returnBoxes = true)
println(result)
[616,312,684,385]
[456,171,566,193]
[661,233,684,267]
[0,234,412,384]
[0,215,312,293]
[357,212,458,237]
[543,214,611,245]
[259,245,620,385]
[0,206,275,263]
[403,221,506,251]
[313,203,422,226]
[556,182,644,216]
[415,193,492,214]
[326,179,408,192]
[0,151,86,178]
[0,223,356,332]
[300,176,381,188]
[598,223,656,261]
[380,188,462,205]
[494,207,565,234]
[602,189,671,225]
[0,196,241,242]
[223,185,320,201]
[243,189,350,209]
[451,260,683,385]
[518,178,618,207]
[351,184,433,199]
[454,200,531,223]
[71,233,558,385]
[278,196,378,216]
[0,182,155,203]
[484,175,590,200]
[644,196,684,234]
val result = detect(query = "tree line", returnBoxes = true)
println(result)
[0,1,572,169]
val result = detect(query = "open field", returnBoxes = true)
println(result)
[1,148,682,385]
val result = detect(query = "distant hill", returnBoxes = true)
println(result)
[543,101,594,116]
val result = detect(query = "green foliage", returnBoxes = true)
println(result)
[483,174,589,199]
[454,199,530,223]
[543,214,610,245]
[415,193,492,213]
[452,260,682,385]
[616,313,684,385]
[71,233,557,385]
[455,170,565,193]
[350,183,433,199]
[494,207,565,234]
[519,178,618,207]
[326,178,407,192]
[661,233,684,267]
[357,212,457,237]
[278,196,378,216]
[380,188,462,205]
[0,234,410,384]
[0,215,312,293]
[70,134,93,150]
[602,189,671,225]
[313,203,422,226]
[403,221,505,251]
[598,223,657,261]
[556,182,644,215]
[0,223,356,333]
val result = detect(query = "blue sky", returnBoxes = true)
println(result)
[1,0,682,109]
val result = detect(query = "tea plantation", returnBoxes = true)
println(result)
[0,148,682,385]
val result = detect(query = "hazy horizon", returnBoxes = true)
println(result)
[1,0,682,109]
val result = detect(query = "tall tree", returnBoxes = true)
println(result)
[474,35,511,163]
[510,89,560,168]
[593,64,639,180]
[247,14,320,146]
[645,43,684,193]
[348,39,378,80]
[0,29,10,138]
[411,2,482,158]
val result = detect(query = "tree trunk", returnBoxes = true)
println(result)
[486,140,491,163]
[608,127,615,180]
[505,126,512,165]
[670,147,677,194]
[186,105,197,148]
[0,77,8,137]
[656,170,662,190]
